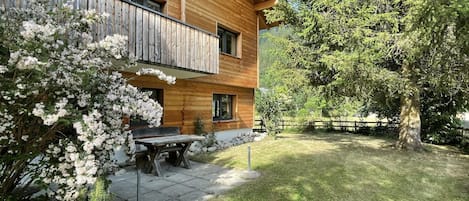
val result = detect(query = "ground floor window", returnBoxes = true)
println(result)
[213,94,234,121]
[131,88,164,128]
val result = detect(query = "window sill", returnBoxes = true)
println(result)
[220,52,241,59]
[213,119,238,123]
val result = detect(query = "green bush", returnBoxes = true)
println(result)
[89,176,111,201]
[256,90,283,137]
[193,116,206,135]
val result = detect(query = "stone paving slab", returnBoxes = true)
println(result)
[109,160,260,201]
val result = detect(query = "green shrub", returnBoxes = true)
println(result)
[89,176,111,201]
[194,116,206,135]
[256,90,283,137]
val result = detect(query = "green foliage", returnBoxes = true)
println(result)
[193,116,206,135]
[256,90,283,136]
[421,104,464,144]
[202,133,217,147]
[265,0,469,148]
[259,27,312,117]
[89,176,111,201]
[259,28,362,120]
[362,87,468,144]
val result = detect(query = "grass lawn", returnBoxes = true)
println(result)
[192,131,469,201]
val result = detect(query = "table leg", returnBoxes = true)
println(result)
[148,146,163,176]
[176,142,192,169]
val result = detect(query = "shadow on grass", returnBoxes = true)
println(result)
[208,132,469,201]
[191,154,238,168]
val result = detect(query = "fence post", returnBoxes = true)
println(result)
[247,146,251,171]
[354,121,358,133]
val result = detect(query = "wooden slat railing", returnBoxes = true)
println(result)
[1,0,219,74]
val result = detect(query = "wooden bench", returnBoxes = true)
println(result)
[132,127,182,174]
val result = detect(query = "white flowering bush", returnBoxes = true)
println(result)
[0,1,174,200]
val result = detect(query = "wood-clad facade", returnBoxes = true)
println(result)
[1,0,277,134]
[125,0,271,134]
[125,72,255,134]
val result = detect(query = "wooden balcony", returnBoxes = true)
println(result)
[1,0,219,75]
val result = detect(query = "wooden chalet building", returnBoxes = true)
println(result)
[3,0,278,139]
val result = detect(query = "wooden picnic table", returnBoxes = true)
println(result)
[134,135,205,176]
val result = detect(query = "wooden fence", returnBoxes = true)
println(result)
[254,119,469,138]
[1,0,219,74]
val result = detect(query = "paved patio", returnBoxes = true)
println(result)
[109,160,260,201]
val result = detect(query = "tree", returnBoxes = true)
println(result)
[266,0,469,150]
[259,28,312,116]
[0,2,174,200]
[259,28,362,119]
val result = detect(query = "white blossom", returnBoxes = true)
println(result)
[20,20,57,41]
[21,135,29,141]
[1,2,175,200]
[16,56,39,70]
[136,68,176,84]
[8,51,21,65]
[0,65,7,73]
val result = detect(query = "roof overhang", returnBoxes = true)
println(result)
[254,0,278,11]
[254,0,280,30]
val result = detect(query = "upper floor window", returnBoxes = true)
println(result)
[131,0,165,12]
[218,26,239,57]
[213,94,234,121]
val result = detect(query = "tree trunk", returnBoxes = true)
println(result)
[396,68,423,150]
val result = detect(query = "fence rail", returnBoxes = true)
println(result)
[254,119,469,137]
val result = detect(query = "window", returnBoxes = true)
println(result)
[213,94,234,121]
[217,26,238,56]
[131,88,164,128]
[131,0,165,12]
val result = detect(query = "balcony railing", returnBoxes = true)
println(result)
[1,0,219,74]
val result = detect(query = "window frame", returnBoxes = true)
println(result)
[131,0,165,13]
[217,26,239,57]
[212,94,235,121]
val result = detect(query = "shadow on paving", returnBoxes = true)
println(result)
[108,160,258,201]
[207,133,469,201]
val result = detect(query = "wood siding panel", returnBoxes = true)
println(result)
[186,0,258,88]
[166,0,181,19]
[126,72,254,134]
[136,7,143,60]
[155,15,161,63]
[148,13,155,63]
[5,0,260,132]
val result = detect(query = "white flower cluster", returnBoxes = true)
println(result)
[136,68,176,84]
[20,20,59,42]
[32,98,69,126]
[0,2,174,200]
[0,110,14,135]
[88,35,128,59]
[0,65,7,73]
